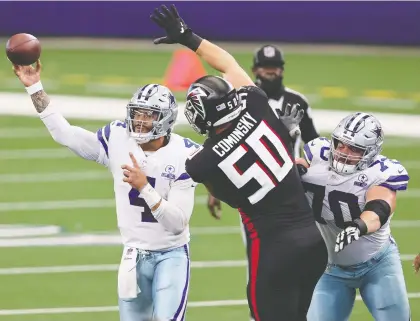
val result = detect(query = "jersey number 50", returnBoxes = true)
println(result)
[218,121,293,205]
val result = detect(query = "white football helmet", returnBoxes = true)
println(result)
[330,112,384,175]
[126,84,178,144]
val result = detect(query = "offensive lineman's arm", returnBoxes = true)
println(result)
[13,62,105,164]
[150,4,254,89]
[358,186,396,234]
[335,186,396,253]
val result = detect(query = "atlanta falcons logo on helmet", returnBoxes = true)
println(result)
[186,87,207,120]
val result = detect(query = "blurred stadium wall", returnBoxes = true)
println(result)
[0,2,420,46]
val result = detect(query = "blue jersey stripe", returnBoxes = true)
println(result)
[379,182,407,191]
[96,126,110,157]
[386,175,409,183]
[175,173,191,181]
[303,144,313,163]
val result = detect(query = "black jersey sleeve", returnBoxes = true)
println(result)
[238,85,270,115]
[185,145,214,184]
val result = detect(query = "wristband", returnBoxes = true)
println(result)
[139,183,162,209]
[25,81,43,95]
[353,218,368,236]
[182,32,203,52]
[289,125,301,139]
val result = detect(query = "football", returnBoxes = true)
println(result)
[5,33,41,66]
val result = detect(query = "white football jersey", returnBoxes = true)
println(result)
[301,137,409,266]
[96,120,199,251]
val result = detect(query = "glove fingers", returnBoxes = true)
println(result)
[150,14,165,28]
[284,103,292,116]
[153,36,171,45]
[161,5,172,18]
[170,4,180,18]
[290,105,298,118]
[297,109,304,120]
[154,8,167,20]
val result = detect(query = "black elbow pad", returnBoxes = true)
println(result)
[363,199,391,227]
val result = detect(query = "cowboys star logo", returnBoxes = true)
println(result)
[372,126,382,138]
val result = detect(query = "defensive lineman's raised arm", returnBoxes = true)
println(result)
[12,61,106,165]
[150,4,255,89]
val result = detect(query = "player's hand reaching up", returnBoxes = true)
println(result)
[12,59,41,87]
[150,4,191,45]
[279,103,304,139]
[122,153,148,191]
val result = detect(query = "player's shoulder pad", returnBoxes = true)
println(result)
[185,141,215,184]
[369,156,409,192]
[96,120,126,157]
[170,134,202,159]
[166,134,202,185]
[303,137,331,165]
[284,87,310,106]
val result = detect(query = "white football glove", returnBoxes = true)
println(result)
[335,219,368,253]
[279,103,304,139]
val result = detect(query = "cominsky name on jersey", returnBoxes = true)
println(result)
[212,112,258,157]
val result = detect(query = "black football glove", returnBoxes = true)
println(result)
[150,4,196,47]
[297,164,308,176]
[335,218,368,253]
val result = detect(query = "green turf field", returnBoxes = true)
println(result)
[0,114,419,321]
[1,48,420,114]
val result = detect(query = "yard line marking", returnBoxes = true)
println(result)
[0,128,49,138]
[0,255,415,275]
[0,225,417,247]
[0,171,109,183]
[0,199,116,212]
[1,192,420,212]
[0,260,248,275]
[1,293,420,315]
[0,126,101,139]
[0,149,75,160]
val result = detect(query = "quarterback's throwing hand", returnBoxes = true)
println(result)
[12,59,41,87]
[335,226,361,253]
[150,4,190,45]
[122,153,148,191]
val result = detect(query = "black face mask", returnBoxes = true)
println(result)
[255,75,284,97]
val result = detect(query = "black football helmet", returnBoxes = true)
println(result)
[184,75,242,135]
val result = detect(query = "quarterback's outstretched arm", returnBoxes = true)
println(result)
[39,105,104,163]
[13,62,105,164]
[150,4,254,89]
